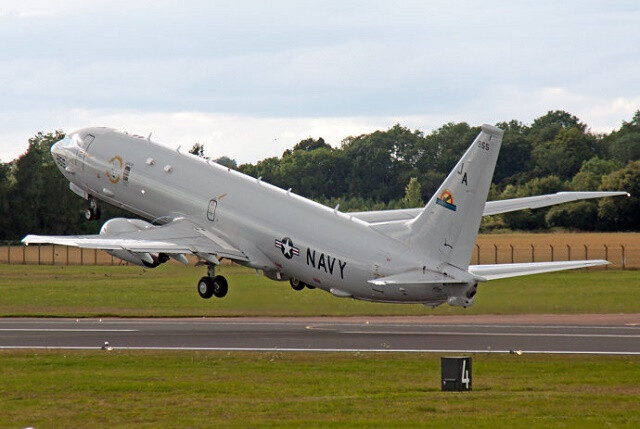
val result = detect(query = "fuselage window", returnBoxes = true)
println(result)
[207,199,217,221]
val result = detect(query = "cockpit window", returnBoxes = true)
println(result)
[79,134,95,148]
[68,133,95,149]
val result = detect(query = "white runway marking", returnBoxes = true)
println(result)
[0,345,639,355]
[337,330,640,338]
[0,329,137,332]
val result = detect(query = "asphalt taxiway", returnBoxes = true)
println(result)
[1,315,639,354]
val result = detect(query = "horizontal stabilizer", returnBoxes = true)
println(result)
[468,260,609,281]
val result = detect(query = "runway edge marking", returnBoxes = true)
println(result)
[0,346,639,355]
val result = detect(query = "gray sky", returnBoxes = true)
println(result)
[1,0,639,163]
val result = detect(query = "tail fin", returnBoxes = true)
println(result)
[407,124,503,270]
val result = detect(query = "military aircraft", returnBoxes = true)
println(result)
[23,125,628,307]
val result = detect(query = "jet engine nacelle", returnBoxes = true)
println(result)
[100,218,168,268]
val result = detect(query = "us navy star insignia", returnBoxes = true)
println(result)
[275,237,299,259]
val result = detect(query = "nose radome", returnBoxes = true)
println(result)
[50,140,62,157]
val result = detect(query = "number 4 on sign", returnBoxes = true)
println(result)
[461,360,470,389]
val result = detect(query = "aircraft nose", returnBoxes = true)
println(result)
[50,135,75,172]
[50,140,62,157]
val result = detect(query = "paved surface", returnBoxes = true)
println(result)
[1,315,639,354]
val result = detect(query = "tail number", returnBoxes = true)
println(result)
[478,141,490,151]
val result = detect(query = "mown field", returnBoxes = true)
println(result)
[0,351,638,428]
[0,263,638,316]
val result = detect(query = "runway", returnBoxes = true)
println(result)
[1,316,639,354]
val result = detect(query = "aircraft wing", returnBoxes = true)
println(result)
[22,218,249,262]
[349,191,629,224]
[468,260,609,281]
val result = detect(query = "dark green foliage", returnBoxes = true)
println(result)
[1,110,639,239]
[400,177,423,208]
[213,156,238,169]
[493,120,533,185]
[571,156,621,191]
[604,110,640,163]
[598,160,640,230]
[545,201,599,230]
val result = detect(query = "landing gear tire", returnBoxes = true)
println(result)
[306,284,316,289]
[85,198,101,221]
[212,275,228,298]
[290,278,305,291]
[197,276,214,299]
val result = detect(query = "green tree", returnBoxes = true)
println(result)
[291,137,331,153]
[500,176,567,230]
[189,143,206,158]
[605,111,640,163]
[342,125,422,201]
[598,161,640,230]
[545,201,599,230]
[0,161,12,240]
[493,120,533,186]
[532,127,600,180]
[414,122,477,197]
[571,157,621,191]
[7,131,80,237]
[214,156,238,169]
[529,110,585,143]
[400,177,423,208]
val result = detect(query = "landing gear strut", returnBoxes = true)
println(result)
[197,264,228,299]
[85,197,101,221]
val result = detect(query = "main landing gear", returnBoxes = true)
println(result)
[289,278,315,291]
[85,197,101,221]
[197,264,228,299]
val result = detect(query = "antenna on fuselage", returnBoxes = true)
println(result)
[147,132,152,140]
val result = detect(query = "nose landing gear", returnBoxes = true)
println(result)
[85,197,101,221]
[197,263,228,299]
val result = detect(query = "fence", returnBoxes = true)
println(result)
[1,241,639,269]
[471,243,637,269]
[0,243,202,266]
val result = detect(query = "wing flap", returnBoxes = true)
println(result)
[468,260,609,280]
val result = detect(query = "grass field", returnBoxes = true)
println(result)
[0,264,639,316]
[0,350,638,428]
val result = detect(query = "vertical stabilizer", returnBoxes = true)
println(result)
[407,124,503,270]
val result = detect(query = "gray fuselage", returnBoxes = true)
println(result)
[53,127,449,304]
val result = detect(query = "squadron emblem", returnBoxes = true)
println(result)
[107,155,124,184]
[436,189,457,211]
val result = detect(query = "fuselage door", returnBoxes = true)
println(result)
[207,199,218,221]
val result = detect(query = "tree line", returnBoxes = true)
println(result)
[1,110,639,240]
